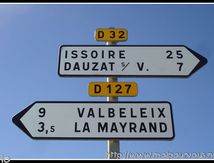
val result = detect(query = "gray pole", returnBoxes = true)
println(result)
[106,40,120,159]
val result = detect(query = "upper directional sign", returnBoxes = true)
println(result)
[58,45,207,77]
[12,101,174,139]
[95,28,128,42]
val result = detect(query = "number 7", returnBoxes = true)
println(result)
[177,62,183,71]
[125,84,131,94]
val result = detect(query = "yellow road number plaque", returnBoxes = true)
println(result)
[89,82,137,97]
[95,28,128,42]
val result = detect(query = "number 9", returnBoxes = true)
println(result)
[38,108,46,117]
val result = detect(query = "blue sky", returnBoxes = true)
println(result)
[0,4,214,159]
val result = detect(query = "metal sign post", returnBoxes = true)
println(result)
[106,40,120,159]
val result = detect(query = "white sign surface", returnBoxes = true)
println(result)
[58,45,207,77]
[13,101,174,139]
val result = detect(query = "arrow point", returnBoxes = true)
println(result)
[12,102,36,139]
[186,46,208,76]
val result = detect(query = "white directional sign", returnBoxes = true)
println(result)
[13,101,174,139]
[58,45,207,77]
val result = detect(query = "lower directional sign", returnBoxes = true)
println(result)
[12,101,174,139]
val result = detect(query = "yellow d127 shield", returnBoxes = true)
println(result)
[89,82,137,97]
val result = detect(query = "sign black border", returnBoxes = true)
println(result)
[12,101,175,140]
[58,45,207,78]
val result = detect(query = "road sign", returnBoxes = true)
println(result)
[58,45,207,77]
[88,82,138,97]
[95,28,128,42]
[12,101,174,139]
